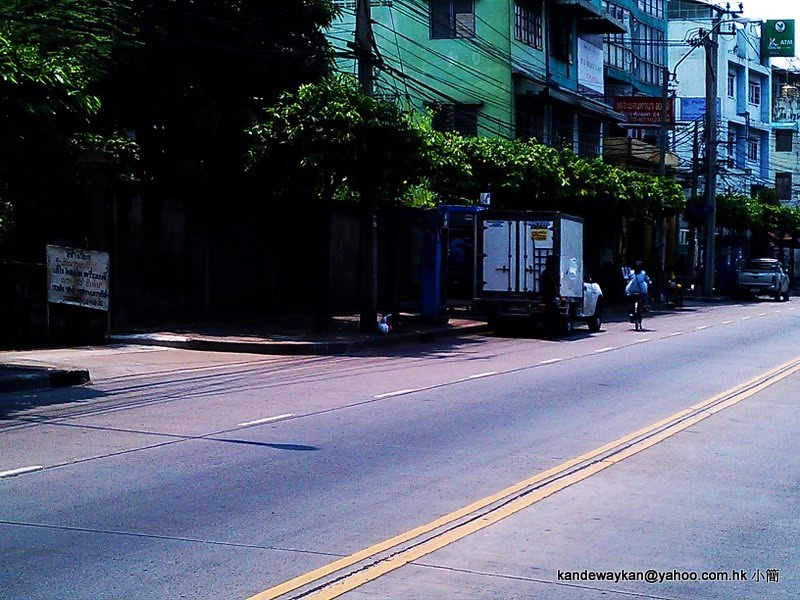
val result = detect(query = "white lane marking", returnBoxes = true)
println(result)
[789,307,796,311]
[743,316,752,320]
[593,347,616,354]
[758,312,768,317]
[0,466,43,478]
[695,325,709,330]
[374,389,418,399]
[465,371,497,380]
[774,310,782,313]
[632,338,651,344]
[722,320,733,324]
[237,414,295,427]
[539,358,562,364]
[669,331,684,336]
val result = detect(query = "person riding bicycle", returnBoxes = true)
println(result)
[625,261,652,319]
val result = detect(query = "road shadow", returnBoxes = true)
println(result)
[0,383,106,422]
[209,438,319,451]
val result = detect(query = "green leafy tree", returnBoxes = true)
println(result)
[0,0,127,250]
[247,74,432,329]
[447,137,567,208]
[713,193,762,234]
[96,0,340,190]
[558,156,625,219]
[248,75,430,207]
[413,129,472,206]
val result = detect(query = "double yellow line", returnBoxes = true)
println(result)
[250,357,800,600]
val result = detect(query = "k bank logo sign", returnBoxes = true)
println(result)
[763,20,795,58]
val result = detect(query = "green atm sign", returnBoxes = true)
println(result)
[762,20,795,58]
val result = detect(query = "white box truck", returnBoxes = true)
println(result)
[475,211,603,334]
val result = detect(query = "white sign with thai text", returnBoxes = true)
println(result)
[46,245,110,311]
[578,37,605,95]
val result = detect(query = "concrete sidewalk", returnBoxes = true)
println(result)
[0,313,489,393]
[0,364,90,393]
[109,313,490,356]
[0,298,720,393]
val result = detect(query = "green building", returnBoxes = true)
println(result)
[329,0,626,157]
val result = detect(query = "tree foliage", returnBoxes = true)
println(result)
[422,133,684,219]
[0,0,341,250]
[0,0,128,250]
[247,75,430,206]
[96,0,340,189]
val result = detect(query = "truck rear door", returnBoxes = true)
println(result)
[482,219,515,292]
[521,220,553,293]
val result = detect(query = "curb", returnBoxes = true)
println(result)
[0,369,91,393]
[110,323,491,355]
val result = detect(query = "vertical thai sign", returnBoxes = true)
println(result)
[46,245,110,311]
[578,36,605,94]
[762,20,795,58]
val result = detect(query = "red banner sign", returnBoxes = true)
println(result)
[613,97,674,126]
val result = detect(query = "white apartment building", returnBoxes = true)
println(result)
[668,0,771,197]
[771,67,800,207]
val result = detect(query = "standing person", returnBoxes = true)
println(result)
[625,260,652,311]
[540,255,563,336]
[540,255,561,307]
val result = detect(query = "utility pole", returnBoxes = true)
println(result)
[656,65,670,299]
[356,0,374,95]
[701,22,719,296]
[355,0,378,331]
[691,120,700,200]
[691,120,700,273]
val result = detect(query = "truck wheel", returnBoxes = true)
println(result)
[587,301,603,333]
[774,292,782,302]
[783,289,790,301]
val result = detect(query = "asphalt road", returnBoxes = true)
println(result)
[1,300,798,599]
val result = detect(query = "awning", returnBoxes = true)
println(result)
[512,72,626,121]
[552,0,606,18]
[551,0,628,34]
[604,137,680,168]
[543,87,627,122]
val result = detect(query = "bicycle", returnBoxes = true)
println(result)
[629,293,645,331]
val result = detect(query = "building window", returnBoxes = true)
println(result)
[515,1,543,49]
[637,0,664,18]
[776,129,794,152]
[430,0,475,39]
[551,109,575,151]
[748,80,761,105]
[727,130,738,167]
[747,138,759,162]
[603,2,633,72]
[549,14,572,62]
[431,103,479,136]
[727,70,736,98]
[631,21,664,85]
[578,117,601,158]
[776,172,792,200]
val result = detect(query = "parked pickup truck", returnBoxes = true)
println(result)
[735,258,790,301]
